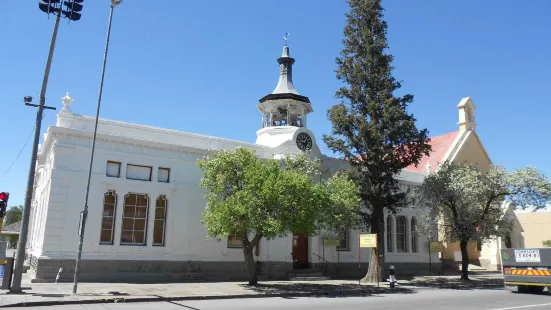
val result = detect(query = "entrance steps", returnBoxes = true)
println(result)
[287,269,329,281]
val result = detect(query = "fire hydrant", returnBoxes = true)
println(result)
[389,265,396,288]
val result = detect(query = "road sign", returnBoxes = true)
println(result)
[429,241,443,253]
[324,239,339,246]
[359,234,377,248]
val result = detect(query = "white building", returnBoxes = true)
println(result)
[26,44,511,283]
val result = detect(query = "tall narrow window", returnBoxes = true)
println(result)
[337,229,350,251]
[106,161,121,178]
[100,191,117,244]
[153,195,167,246]
[396,216,407,252]
[387,215,393,252]
[121,193,149,245]
[158,168,170,183]
[411,217,418,253]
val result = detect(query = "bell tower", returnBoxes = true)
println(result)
[457,97,476,132]
[256,38,315,151]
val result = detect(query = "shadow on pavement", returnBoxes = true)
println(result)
[240,283,416,298]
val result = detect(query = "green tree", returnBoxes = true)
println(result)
[2,205,23,248]
[543,240,551,247]
[415,163,551,280]
[323,0,431,282]
[198,149,360,285]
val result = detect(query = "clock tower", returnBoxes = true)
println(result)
[255,40,320,158]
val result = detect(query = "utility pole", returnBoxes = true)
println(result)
[10,0,85,293]
[73,0,123,294]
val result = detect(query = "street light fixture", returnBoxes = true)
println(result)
[10,0,85,294]
[72,0,122,294]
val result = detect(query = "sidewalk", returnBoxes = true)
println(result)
[0,274,504,308]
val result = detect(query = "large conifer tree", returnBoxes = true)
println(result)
[323,0,431,281]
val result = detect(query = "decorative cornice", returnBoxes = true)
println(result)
[39,126,277,162]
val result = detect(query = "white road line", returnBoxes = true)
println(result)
[488,303,551,310]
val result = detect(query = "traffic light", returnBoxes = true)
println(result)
[0,192,9,219]
[62,0,84,21]
[39,0,62,15]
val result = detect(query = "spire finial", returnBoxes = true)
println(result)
[283,32,289,46]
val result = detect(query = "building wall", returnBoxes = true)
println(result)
[28,112,438,282]
[516,210,551,248]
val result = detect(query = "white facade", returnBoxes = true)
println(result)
[26,45,437,283]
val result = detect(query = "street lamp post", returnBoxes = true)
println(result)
[72,0,123,294]
[10,0,85,294]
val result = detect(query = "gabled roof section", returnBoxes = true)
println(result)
[403,131,460,173]
[1,220,21,235]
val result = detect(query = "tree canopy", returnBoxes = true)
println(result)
[198,148,360,285]
[322,0,431,281]
[415,163,551,280]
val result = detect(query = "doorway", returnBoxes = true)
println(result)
[292,233,309,269]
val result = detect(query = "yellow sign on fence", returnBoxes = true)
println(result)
[324,239,339,247]
[359,234,377,248]
[429,241,443,253]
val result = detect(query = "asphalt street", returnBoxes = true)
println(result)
[8,288,551,310]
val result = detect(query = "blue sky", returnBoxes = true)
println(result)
[2,0,550,206]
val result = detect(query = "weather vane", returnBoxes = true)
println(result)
[283,32,289,46]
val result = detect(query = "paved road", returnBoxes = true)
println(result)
[8,288,551,310]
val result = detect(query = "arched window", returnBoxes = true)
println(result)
[396,216,407,252]
[153,195,168,246]
[386,215,393,252]
[121,193,149,245]
[411,217,418,253]
[100,191,117,245]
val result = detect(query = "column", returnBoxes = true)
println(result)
[287,103,291,125]
[261,115,264,128]
[301,107,305,127]
[391,215,397,252]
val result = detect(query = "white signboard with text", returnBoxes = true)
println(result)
[514,249,541,263]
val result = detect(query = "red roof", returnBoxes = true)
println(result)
[403,131,460,173]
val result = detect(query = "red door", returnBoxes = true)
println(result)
[292,233,309,269]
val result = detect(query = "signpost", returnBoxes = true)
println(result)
[429,241,443,275]
[359,233,378,287]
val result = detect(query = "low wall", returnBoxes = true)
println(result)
[29,256,292,283]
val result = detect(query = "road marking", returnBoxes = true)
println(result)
[488,303,551,310]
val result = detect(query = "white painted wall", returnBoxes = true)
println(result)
[30,110,434,267]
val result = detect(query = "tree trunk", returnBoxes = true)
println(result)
[362,207,384,283]
[243,245,258,285]
[242,232,262,286]
[460,239,470,281]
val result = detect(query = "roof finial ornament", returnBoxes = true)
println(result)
[283,32,289,46]
[61,92,73,113]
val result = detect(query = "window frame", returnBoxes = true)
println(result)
[336,229,350,251]
[411,217,418,253]
[120,193,149,246]
[152,195,168,246]
[396,216,407,252]
[106,161,121,178]
[227,231,244,248]
[99,190,117,245]
[126,164,152,181]
[158,167,170,183]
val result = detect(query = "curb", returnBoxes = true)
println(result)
[400,280,504,290]
[0,289,391,308]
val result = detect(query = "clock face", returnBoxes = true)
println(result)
[296,132,313,151]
